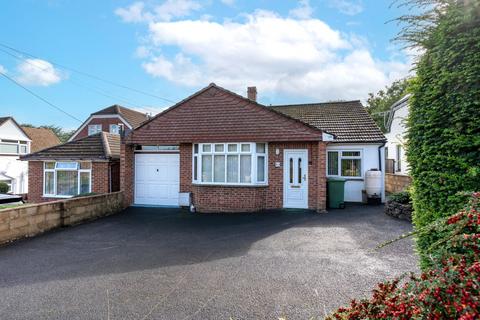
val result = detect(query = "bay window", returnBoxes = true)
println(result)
[193,143,267,185]
[327,150,362,178]
[44,161,92,197]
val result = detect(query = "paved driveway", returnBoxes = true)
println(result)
[0,205,418,319]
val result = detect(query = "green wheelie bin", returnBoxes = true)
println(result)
[327,178,346,209]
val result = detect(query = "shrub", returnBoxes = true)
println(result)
[0,182,9,193]
[326,193,480,320]
[404,0,480,268]
[388,190,411,205]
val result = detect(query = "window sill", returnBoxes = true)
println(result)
[192,183,268,188]
[42,195,74,199]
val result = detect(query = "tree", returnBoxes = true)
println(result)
[397,0,480,268]
[21,124,75,143]
[365,78,411,132]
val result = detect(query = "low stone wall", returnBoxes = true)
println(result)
[385,200,413,221]
[385,173,412,193]
[0,191,124,246]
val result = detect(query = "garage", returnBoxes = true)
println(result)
[134,153,180,206]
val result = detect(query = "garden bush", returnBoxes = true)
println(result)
[0,182,9,194]
[326,192,480,320]
[388,190,411,205]
[404,0,480,268]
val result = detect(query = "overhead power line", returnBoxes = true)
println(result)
[0,42,176,104]
[0,71,83,123]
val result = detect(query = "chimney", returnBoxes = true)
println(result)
[247,86,257,101]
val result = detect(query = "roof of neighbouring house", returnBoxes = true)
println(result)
[271,101,386,143]
[0,117,10,126]
[385,94,410,133]
[92,105,150,128]
[20,132,120,161]
[127,83,325,144]
[21,127,61,152]
[0,116,31,140]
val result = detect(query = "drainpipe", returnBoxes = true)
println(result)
[378,142,386,203]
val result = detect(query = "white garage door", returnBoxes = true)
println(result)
[134,153,180,206]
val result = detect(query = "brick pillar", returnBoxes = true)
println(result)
[316,142,327,212]
[27,161,44,203]
[120,142,135,207]
[92,162,110,194]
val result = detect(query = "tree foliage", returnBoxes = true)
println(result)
[21,124,75,143]
[365,78,411,132]
[399,0,480,268]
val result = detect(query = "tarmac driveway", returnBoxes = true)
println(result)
[0,205,418,319]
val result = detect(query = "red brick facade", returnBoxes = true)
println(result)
[73,117,131,141]
[122,141,327,213]
[27,160,118,203]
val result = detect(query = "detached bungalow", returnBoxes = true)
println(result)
[121,83,386,212]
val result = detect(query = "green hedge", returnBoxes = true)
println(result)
[407,1,480,268]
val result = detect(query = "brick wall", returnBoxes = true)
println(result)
[0,192,124,245]
[178,141,327,213]
[73,117,131,140]
[385,173,412,194]
[27,160,116,203]
[120,143,135,207]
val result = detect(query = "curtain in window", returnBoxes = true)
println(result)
[327,151,338,175]
[56,171,78,196]
[201,155,212,182]
[227,155,239,182]
[45,172,54,195]
[213,155,225,182]
[80,172,90,194]
[240,155,251,183]
[257,156,265,182]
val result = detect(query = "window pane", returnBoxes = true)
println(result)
[0,143,18,154]
[342,151,360,157]
[110,124,120,134]
[88,125,101,135]
[202,144,211,152]
[213,155,225,182]
[45,162,55,169]
[298,158,302,183]
[44,172,54,195]
[257,156,265,182]
[256,143,266,153]
[201,155,212,182]
[241,144,250,152]
[341,159,361,177]
[56,162,78,169]
[289,158,293,183]
[240,155,251,183]
[194,144,199,154]
[20,145,28,154]
[193,156,198,180]
[227,144,237,152]
[227,155,239,183]
[214,144,224,152]
[56,171,78,196]
[80,172,90,194]
[327,152,338,175]
[79,162,91,169]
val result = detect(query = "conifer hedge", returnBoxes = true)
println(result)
[406,0,480,268]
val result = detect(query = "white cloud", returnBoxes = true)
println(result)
[329,0,364,16]
[220,0,235,6]
[289,0,313,19]
[16,59,64,86]
[0,65,6,74]
[132,105,169,116]
[119,6,411,101]
[115,0,202,23]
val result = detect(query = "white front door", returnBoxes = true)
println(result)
[134,153,180,206]
[283,149,309,209]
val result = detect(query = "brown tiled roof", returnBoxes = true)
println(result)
[271,101,386,143]
[20,132,120,161]
[127,83,324,144]
[92,105,149,128]
[21,127,60,152]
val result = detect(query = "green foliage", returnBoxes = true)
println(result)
[0,182,9,193]
[400,0,480,268]
[21,123,75,143]
[365,78,411,132]
[327,193,480,320]
[388,190,411,204]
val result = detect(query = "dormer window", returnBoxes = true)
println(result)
[88,124,102,136]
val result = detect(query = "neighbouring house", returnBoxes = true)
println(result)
[21,132,120,203]
[68,104,149,141]
[0,117,31,194]
[121,83,386,212]
[21,127,61,152]
[384,94,412,193]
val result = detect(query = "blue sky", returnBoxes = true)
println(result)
[0,0,412,130]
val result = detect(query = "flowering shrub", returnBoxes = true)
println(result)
[327,192,480,320]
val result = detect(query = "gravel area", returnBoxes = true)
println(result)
[0,204,419,319]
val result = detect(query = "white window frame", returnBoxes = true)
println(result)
[192,143,268,186]
[43,161,92,198]
[0,139,30,155]
[88,124,102,136]
[326,149,363,179]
